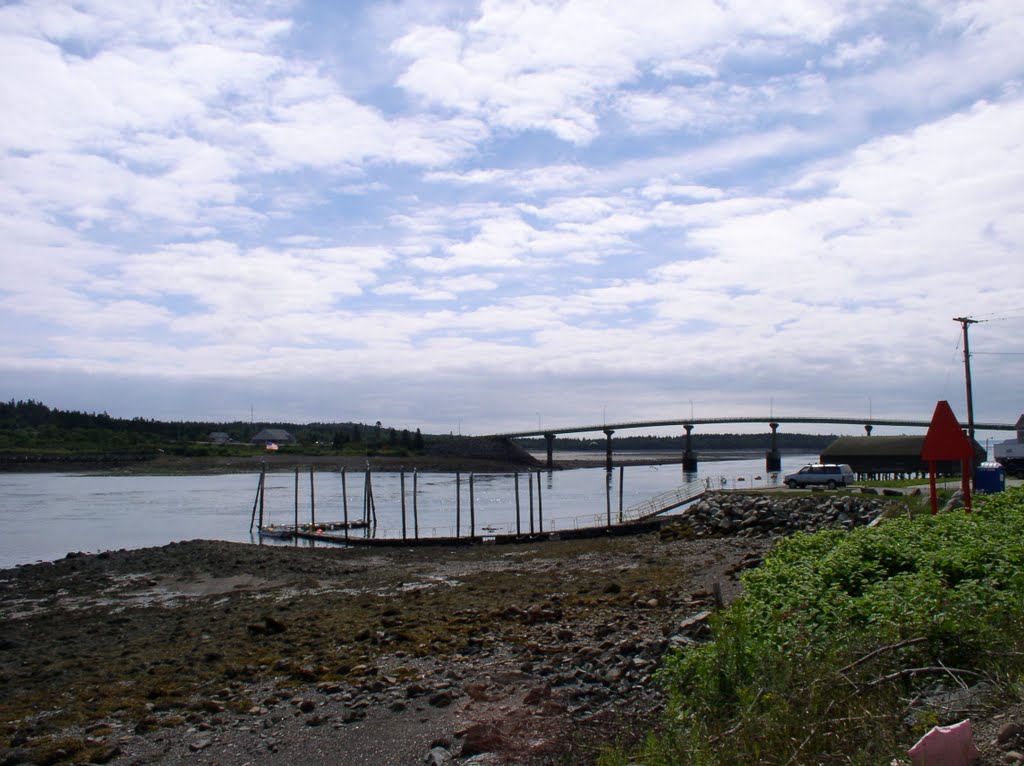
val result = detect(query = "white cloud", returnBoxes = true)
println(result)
[118,241,393,316]
[646,97,1024,355]
[823,34,886,68]
[2,0,1023,431]
[616,74,832,134]
[392,0,851,143]
[422,164,596,194]
[247,93,488,171]
[639,182,725,202]
[374,273,498,301]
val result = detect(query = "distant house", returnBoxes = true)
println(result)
[251,428,297,447]
[820,435,985,478]
[207,432,232,445]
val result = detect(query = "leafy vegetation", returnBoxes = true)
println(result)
[610,487,1024,765]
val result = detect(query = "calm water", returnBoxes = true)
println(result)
[0,453,816,568]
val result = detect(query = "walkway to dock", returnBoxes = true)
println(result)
[619,479,708,522]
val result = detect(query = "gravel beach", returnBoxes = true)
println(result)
[0,528,771,765]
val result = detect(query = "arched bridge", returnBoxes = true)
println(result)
[491,415,1018,471]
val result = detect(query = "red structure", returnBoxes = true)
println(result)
[920,400,974,514]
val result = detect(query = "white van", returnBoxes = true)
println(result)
[784,464,855,489]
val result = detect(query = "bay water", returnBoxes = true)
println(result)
[0,452,816,568]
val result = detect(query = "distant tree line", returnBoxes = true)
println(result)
[0,399,426,456]
[0,399,834,457]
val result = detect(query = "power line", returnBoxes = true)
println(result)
[972,307,1024,321]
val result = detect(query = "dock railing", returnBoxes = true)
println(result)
[621,479,707,523]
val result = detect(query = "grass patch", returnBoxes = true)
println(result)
[858,477,965,489]
[618,486,1024,766]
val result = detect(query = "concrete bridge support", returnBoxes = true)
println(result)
[603,428,615,471]
[766,422,782,472]
[682,424,698,472]
[544,432,555,469]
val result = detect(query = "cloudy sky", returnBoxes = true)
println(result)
[2,0,1023,439]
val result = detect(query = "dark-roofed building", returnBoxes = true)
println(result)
[207,432,232,444]
[820,435,985,479]
[251,428,297,447]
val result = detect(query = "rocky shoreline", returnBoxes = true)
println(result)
[1,530,773,766]
[1,490,1017,765]
[659,491,889,539]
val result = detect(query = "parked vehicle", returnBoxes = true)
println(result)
[993,414,1024,478]
[994,438,1024,478]
[784,463,855,489]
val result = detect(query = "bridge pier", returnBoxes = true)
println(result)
[682,424,698,472]
[603,428,615,471]
[765,422,781,472]
[864,424,873,436]
[544,432,555,469]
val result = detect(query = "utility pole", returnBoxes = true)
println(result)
[953,316,978,443]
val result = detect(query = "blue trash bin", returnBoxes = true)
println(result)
[975,462,1006,493]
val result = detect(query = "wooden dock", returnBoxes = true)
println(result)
[251,465,706,548]
[272,517,668,548]
[259,519,369,540]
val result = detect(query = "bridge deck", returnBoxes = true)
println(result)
[492,414,1016,439]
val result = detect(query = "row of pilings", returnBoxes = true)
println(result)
[250,464,631,543]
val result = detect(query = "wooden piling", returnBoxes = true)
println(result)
[606,468,612,527]
[401,468,407,540]
[365,467,377,527]
[528,473,535,534]
[341,467,349,541]
[250,470,264,532]
[309,466,316,530]
[413,470,419,539]
[537,471,543,532]
[258,463,265,530]
[294,466,299,538]
[456,472,461,538]
[372,467,379,525]
[514,472,521,535]
[469,473,476,538]
[618,465,625,523]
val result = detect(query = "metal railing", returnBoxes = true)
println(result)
[621,479,707,522]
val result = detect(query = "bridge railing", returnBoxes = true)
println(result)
[491,414,1017,439]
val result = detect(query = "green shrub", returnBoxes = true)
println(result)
[635,487,1024,766]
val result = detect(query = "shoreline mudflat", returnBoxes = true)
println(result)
[0,532,770,765]
[0,453,677,475]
